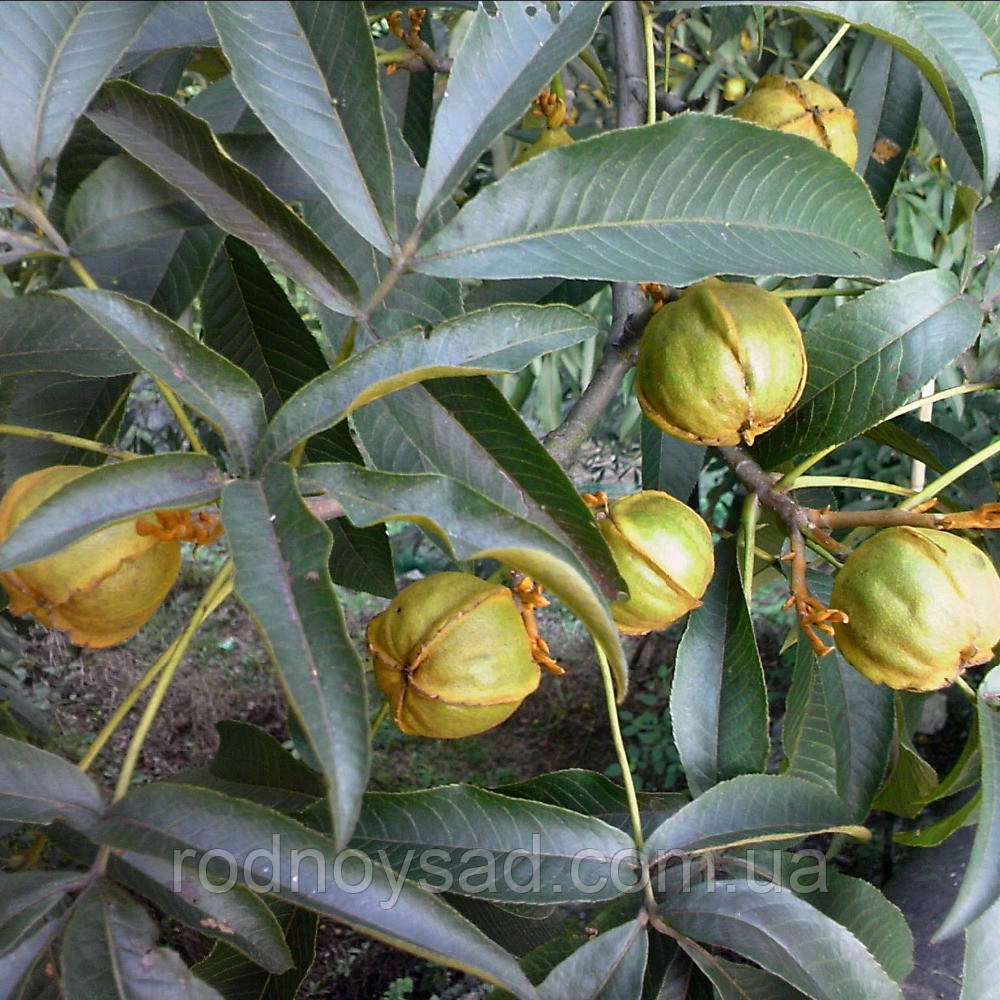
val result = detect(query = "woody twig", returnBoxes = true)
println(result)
[385,9,453,75]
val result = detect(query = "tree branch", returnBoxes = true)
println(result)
[544,1,648,470]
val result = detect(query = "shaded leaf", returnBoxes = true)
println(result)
[201,236,395,597]
[96,783,539,999]
[659,881,902,1000]
[417,0,604,217]
[221,465,368,850]
[495,769,686,838]
[671,539,769,797]
[640,419,704,502]
[299,461,627,696]
[643,774,862,863]
[60,881,221,999]
[537,917,648,1000]
[343,784,637,905]
[149,225,226,320]
[108,852,293,975]
[210,720,325,799]
[87,81,359,317]
[65,154,206,253]
[210,1,394,249]
[56,288,267,473]
[0,454,224,571]
[192,902,316,1000]
[0,913,63,1000]
[757,270,982,466]
[0,734,103,832]
[849,40,921,212]
[260,304,597,465]
[962,895,1000,1000]
[0,871,83,926]
[0,294,131,377]
[893,790,979,848]
[681,949,808,1000]
[0,2,155,192]
[936,665,1000,937]
[414,117,892,284]
[873,698,940,819]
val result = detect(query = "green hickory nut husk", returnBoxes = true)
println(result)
[730,74,858,168]
[635,277,807,447]
[831,526,1000,692]
[596,491,715,634]
[366,572,540,739]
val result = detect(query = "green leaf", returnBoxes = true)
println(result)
[640,419,704,501]
[495,769,687,838]
[95,783,539,999]
[0,2,155,193]
[936,665,1000,938]
[0,913,63,1000]
[0,453,224,571]
[658,881,902,1000]
[893,789,979,848]
[849,40,922,213]
[210,720,325,799]
[681,949,808,1000]
[0,373,132,490]
[957,1,1000,56]
[65,154,206,253]
[86,81,359,317]
[962,895,1000,1000]
[56,288,267,473]
[643,774,861,863]
[298,461,628,696]
[0,735,103,832]
[221,465,368,850]
[60,881,222,999]
[416,0,604,217]
[209,1,394,249]
[788,1,1000,190]
[192,901,316,1000]
[413,117,892,284]
[342,784,637,905]
[0,871,83,927]
[0,294,132,377]
[729,850,914,984]
[260,304,597,465]
[873,697,940,819]
[201,237,395,597]
[150,225,226,320]
[782,614,894,822]
[671,539,769,797]
[108,852,293,975]
[536,917,648,1000]
[757,270,982,467]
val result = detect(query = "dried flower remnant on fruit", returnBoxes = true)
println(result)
[366,572,546,739]
[587,490,715,634]
[831,527,1000,691]
[635,277,807,447]
[0,466,182,648]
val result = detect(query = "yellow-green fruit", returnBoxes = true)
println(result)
[831,527,1000,691]
[0,466,181,648]
[730,74,858,167]
[366,572,540,738]
[512,126,574,166]
[722,76,747,102]
[597,491,715,634]
[635,277,807,446]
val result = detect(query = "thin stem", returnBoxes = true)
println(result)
[882,381,998,423]
[954,675,978,705]
[596,643,645,853]
[789,475,915,498]
[739,493,760,603]
[772,286,865,299]
[550,71,566,101]
[77,634,182,773]
[370,699,390,738]
[901,435,1000,511]
[67,256,99,290]
[111,562,234,804]
[362,231,422,318]
[153,377,206,455]
[802,22,851,80]
[0,423,138,462]
[773,445,839,490]
[641,2,657,124]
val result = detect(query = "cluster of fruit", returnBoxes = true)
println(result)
[1,77,997,740]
